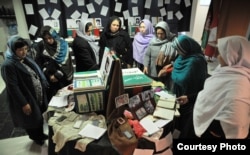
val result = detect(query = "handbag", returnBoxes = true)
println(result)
[106,59,138,155]
[108,105,138,155]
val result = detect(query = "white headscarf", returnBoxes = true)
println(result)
[193,36,250,139]
[76,20,100,64]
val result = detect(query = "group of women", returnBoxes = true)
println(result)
[1,15,249,147]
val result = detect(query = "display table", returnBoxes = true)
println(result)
[46,109,174,155]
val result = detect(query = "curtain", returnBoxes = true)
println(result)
[201,0,250,61]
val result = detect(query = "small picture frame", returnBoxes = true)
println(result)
[134,17,141,25]
[115,93,129,108]
[74,90,105,114]
[95,18,102,27]
[158,17,163,22]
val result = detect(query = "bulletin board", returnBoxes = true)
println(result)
[21,0,192,40]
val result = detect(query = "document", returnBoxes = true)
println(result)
[78,124,106,139]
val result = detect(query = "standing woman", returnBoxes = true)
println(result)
[99,16,133,69]
[1,36,49,145]
[171,35,208,138]
[143,21,176,80]
[72,20,99,72]
[133,19,154,71]
[34,25,74,100]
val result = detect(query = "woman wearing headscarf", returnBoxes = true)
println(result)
[34,25,74,100]
[1,35,49,145]
[193,36,250,139]
[133,19,154,71]
[143,21,177,81]
[72,20,99,72]
[171,35,208,138]
[99,16,133,69]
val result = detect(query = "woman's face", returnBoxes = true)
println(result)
[156,28,166,40]
[110,19,120,33]
[43,34,54,45]
[15,45,28,59]
[139,22,146,34]
[86,25,93,36]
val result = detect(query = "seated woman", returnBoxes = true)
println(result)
[34,25,74,100]
[72,20,100,72]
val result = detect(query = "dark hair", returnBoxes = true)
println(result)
[14,38,28,51]
[106,16,121,32]
[85,22,93,32]
[40,25,52,38]
[155,27,166,35]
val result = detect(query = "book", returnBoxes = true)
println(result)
[72,47,118,92]
[153,95,178,120]
[122,68,153,87]
[99,47,118,88]
[73,77,105,92]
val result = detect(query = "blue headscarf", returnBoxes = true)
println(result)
[171,35,207,98]
[5,35,49,88]
[40,26,69,65]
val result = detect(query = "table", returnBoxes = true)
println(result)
[47,109,174,155]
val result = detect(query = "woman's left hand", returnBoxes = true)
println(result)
[50,75,58,82]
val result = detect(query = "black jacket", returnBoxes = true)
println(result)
[72,35,99,72]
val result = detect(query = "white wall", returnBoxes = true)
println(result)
[13,0,29,39]
[186,0,210,43]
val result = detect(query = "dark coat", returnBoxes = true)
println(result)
[1,57,48,129]
[72,35,99,72]
[99,30,133,68]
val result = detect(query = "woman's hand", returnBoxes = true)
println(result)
[158,68,167,77]
[176,95,189,105]
[143,67,148,74]
[156,52,165,66]
[50,75,58,82]
[22,104,32,115]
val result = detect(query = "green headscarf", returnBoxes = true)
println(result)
[171,35,207,98]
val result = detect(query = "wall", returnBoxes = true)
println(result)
[186,0,210,43]
[0,0,208,52]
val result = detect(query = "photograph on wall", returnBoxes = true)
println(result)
[95,18,102,27]
[134,17,141,25]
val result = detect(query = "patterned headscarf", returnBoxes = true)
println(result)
[40,25,69,65]
[4,35,49,87]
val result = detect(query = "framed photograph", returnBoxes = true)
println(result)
[74,90,105,114]
[158,17,163,22]
[95,18,102,27]
[115,93,129,108]
[134,17,141,25]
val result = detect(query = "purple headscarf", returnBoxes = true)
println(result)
[133,19,154,64]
